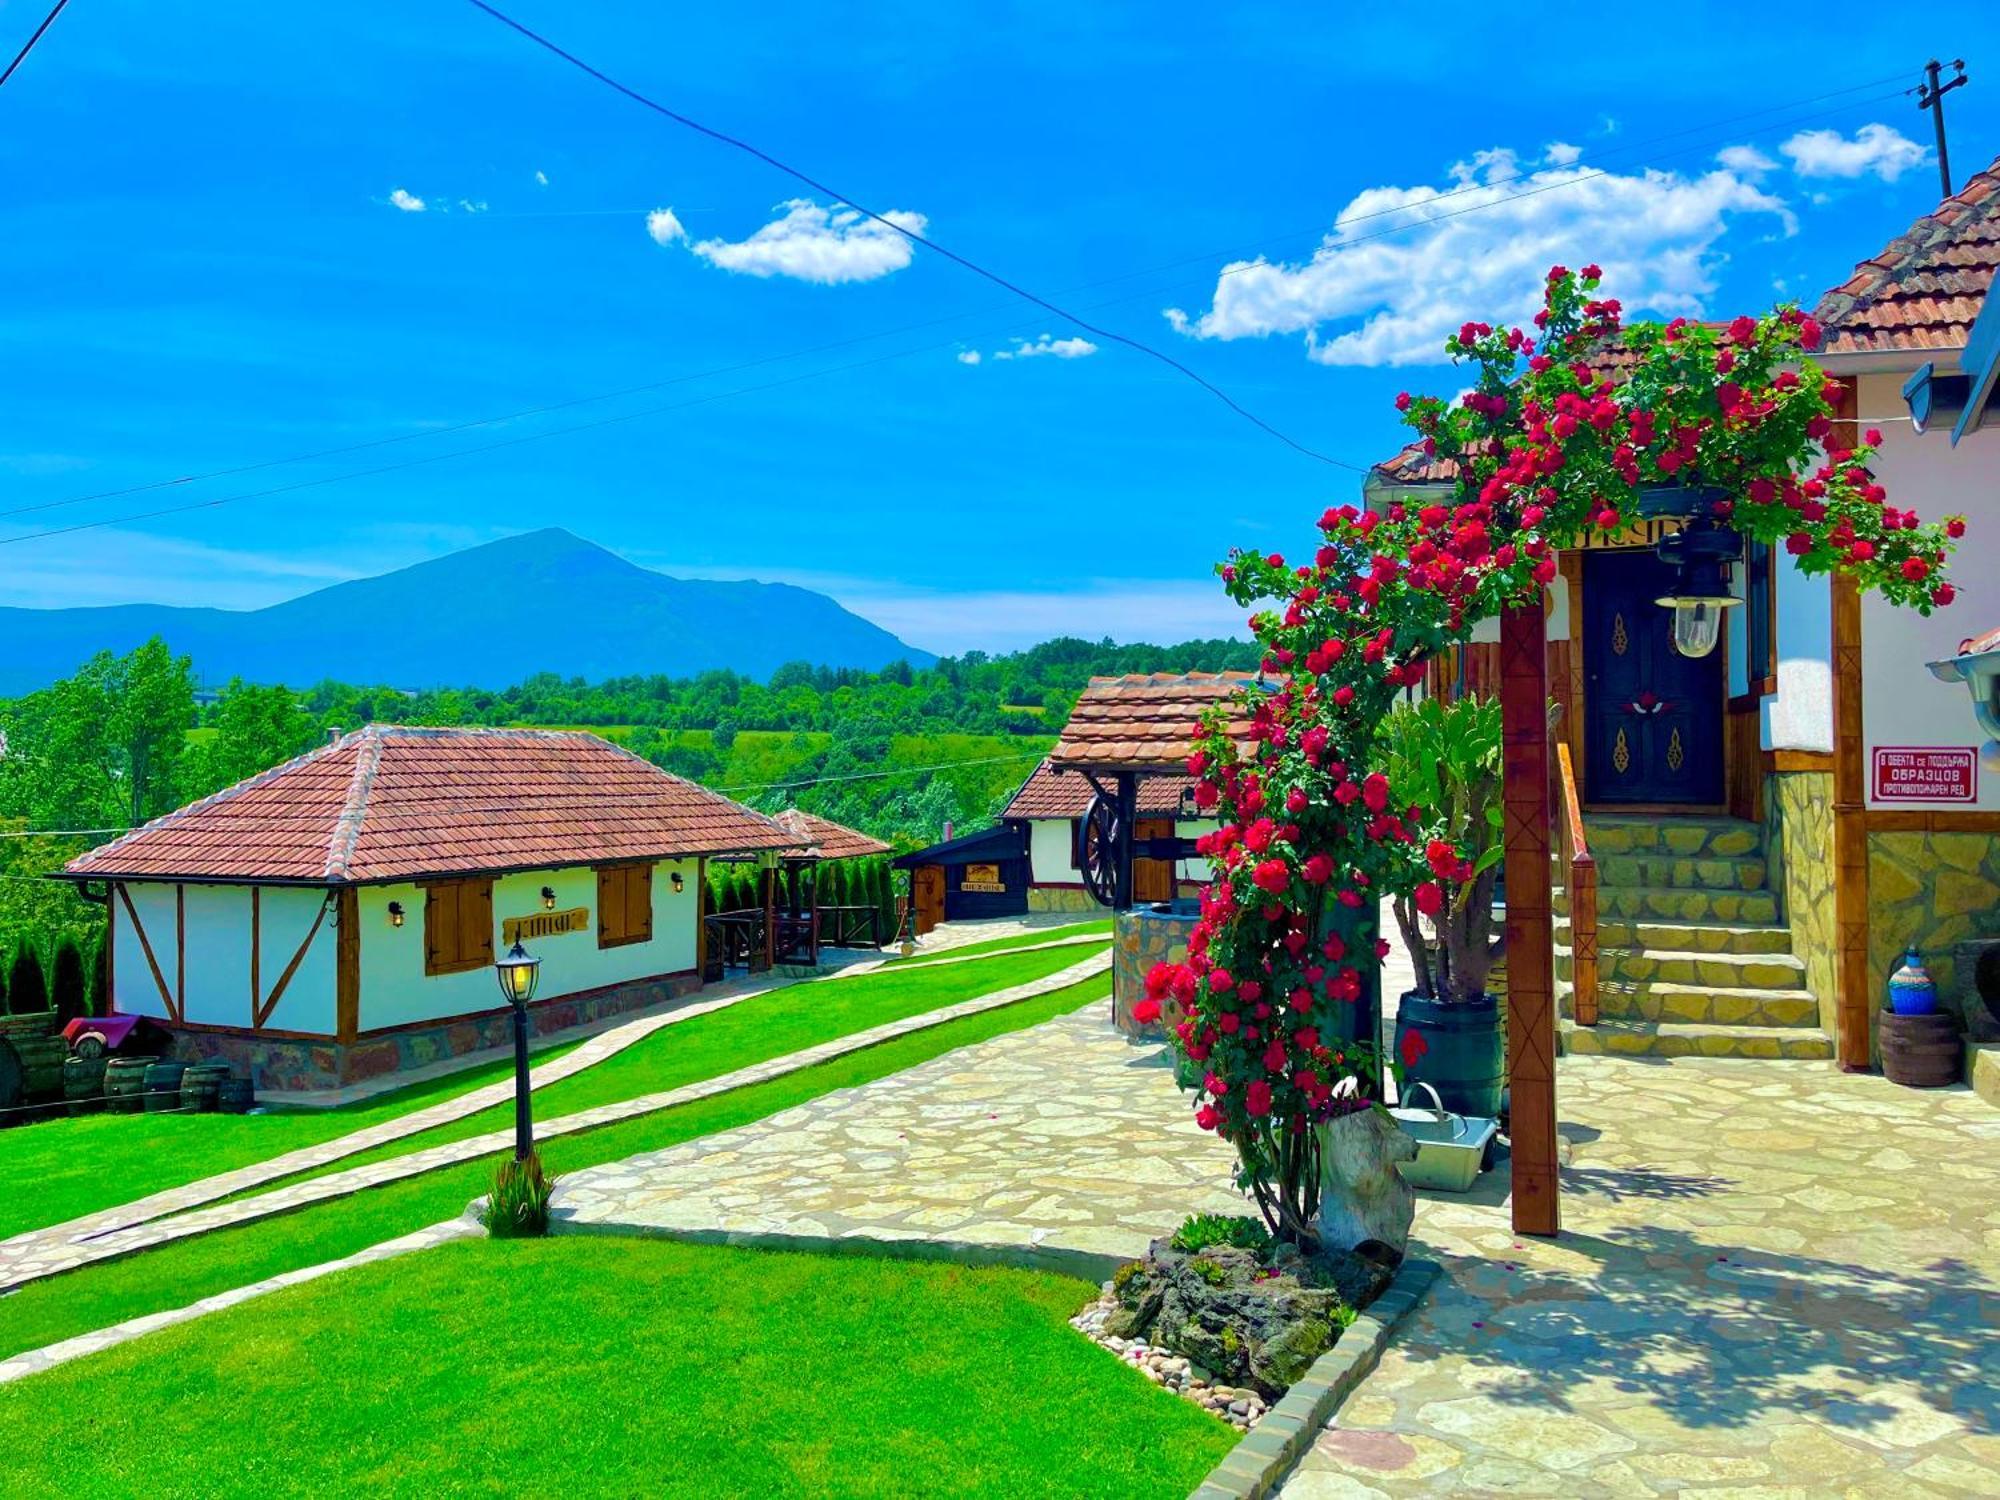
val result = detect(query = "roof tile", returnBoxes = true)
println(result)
[1001,757,1189,819]
[1049,673,1266,772]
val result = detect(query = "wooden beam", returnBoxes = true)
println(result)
[256,893,334,1030]
[695,858,708,982]
[335,887,360,1044]
[761,865,775,969]
[116,882,177,1020]
[250,886,262,1027]
[1827,375,1873,1073]
[175,883,186,1022]
[1500,597,1560,1236]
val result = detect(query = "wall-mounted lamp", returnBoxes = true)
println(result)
[669,871,685,894]
[540,885,557,911]
[1653,519,1741,660]
[387,900,406,928]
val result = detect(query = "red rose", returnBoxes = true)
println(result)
[1302,852,1334,884]
[1132,997,1162,1024]
[1245,1080,1273,1117]
[1195,1104,1221,1131]
[1413,881,1444,916]
[1946,518,1966,538]
[1400,1028,1429,1068]
[1252,859,1289,894]
[1902,557,1929,582]
[1785,533,1812,556]
[1933,583,1956,606]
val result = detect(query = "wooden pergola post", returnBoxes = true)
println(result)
[760,863,775,970]
[1500,596,1561,1236]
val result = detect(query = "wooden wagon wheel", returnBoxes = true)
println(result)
[1078,790,1122,908]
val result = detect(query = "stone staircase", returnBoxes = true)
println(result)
[1554,814,1833,1061]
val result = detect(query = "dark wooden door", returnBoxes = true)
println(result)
[913,866,945,934]
[1132,817,1175,903]
[1582,549,1724,806]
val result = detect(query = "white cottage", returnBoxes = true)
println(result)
[59,725,797,1092]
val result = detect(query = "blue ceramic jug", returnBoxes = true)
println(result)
[1886,945,1939,1017]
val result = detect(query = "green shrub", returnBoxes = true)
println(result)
[481,1150,555,1238]
[1188,1257,1229,1287]
[51,939,88,1024]
[1170,1213,1271,1256]
[7,946,49,1018]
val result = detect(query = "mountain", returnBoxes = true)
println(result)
[0,529,936,694]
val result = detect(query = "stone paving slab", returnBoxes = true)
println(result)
[552,998,1247,1279]
[0,952,1110,1293]
[0,957,882,1284]
[1278,1060,2000,1498]
[0,1215,481,1387]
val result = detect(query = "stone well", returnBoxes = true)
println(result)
[1112,899,1199,1037]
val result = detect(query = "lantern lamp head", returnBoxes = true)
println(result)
[495,941,541,1008]
[540,885,557,911]
[1654,521,1741,659]
[386,900,405,928]
[670,870,685,894]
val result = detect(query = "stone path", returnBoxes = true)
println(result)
[0,1216,480,1387]
[1279,1059,2000,1498]
[0,953,1110,1293]
[0,958,881,1284]
[552,997,1245,1279]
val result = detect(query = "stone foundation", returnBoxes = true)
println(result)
[1866,829,2000,1062]
[168,971,703,1093]
[1767,769,1838,1033]
[1112,903,1197,1036]
[1027,885,1101,915]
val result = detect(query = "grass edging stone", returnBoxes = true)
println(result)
[1188,1257,1440,1500]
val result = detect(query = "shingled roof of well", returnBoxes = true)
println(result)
[1001,757,1190,819]
[1815,156,2000,356]
[62,725,797,884]
[1048,672,1265,772]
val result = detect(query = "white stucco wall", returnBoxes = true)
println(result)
[1856,370,1999,809]
[1026,819,1075,886]
[1765,554,1832,752]
[355,860,699,1032]
[111,881,336,1034]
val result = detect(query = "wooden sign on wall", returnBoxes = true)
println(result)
[961,862,1007,893]
[502,907,590,946]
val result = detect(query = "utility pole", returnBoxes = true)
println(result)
[1917,59,1970,200]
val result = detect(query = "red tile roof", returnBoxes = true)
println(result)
[1049,672,1265,772]
[1001,757,1190,820]
[771,808,893,862]
[1815,157,2000,356]
[63,725,797,884]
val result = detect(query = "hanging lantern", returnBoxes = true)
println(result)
[1654,521,1742,659]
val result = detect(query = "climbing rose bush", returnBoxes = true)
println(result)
[1143,265,1961,1249]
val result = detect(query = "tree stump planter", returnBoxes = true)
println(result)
[1880,1009,1962,1089]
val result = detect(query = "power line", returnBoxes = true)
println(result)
[0,0,70,90]
[0,826,131,839]
[0,73,1911,542]
[462,0,1359,472]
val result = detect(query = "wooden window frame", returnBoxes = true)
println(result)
[597,862,655,950]
[1730,538,1778,708]
[423,876,494,978]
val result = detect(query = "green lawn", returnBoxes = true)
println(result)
[898,920,1111,965]
[0,977,1108,1363]
[0,1235,1231,1498]
[0,1037,583,1242]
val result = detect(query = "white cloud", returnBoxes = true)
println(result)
[1717,144,1778,178]
[534,170,550,187]
[388,188,426,213]
[682,199,926,284]
[955,349,982,366]
[646,207,687,246]
[458,199,488,214]
[1544,141,1582,166]
[1779,122,1927,182]
[1163,152,1794,367]
[990,333,1097,361]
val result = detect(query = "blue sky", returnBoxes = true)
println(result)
[3,1,1997,656]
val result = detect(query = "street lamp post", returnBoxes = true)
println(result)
[494,940,542,1161]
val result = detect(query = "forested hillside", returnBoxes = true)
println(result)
[0,634,1257,993]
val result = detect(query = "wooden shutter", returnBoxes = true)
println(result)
[424,877,492,976]
[598,864,652,948]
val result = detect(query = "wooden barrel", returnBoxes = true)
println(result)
[103,1055,154,1113]
[62,1055,108,1115]
[1880,1010,1961,1089]
[142,1059,187,1113]
[12,1036,67,1101]
[179,1062,230,1115]
[216,1077,255,1115]
[0,1011,56,1041]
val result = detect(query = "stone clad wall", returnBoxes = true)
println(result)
[1767,771,1838,1034]
[1866,830,2000,1056]
[1027,886,1100,914]
[1112,907,1195,1036]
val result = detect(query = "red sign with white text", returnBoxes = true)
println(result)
[1872,747,1977,802]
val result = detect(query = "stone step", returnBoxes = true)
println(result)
[1555,884,1780,926]
[1561,1016,1834,1061]
[1556,970,1822,1028]
[1594,852,1768,892]
[1557,944,1809,993]
[1554,917,1796,955]
[1581,815,1764,859]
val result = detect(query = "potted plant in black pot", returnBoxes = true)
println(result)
[1380,694,1506,1117]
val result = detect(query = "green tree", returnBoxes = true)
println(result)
[8,945,49,1017]
[50,937,87,1024]
[187,679,321,797]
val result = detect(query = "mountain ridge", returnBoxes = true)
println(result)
[0,529,936,693]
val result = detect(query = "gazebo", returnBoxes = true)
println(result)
[703,808,893,975]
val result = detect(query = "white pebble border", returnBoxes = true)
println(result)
[1070,1291,1270,1431]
